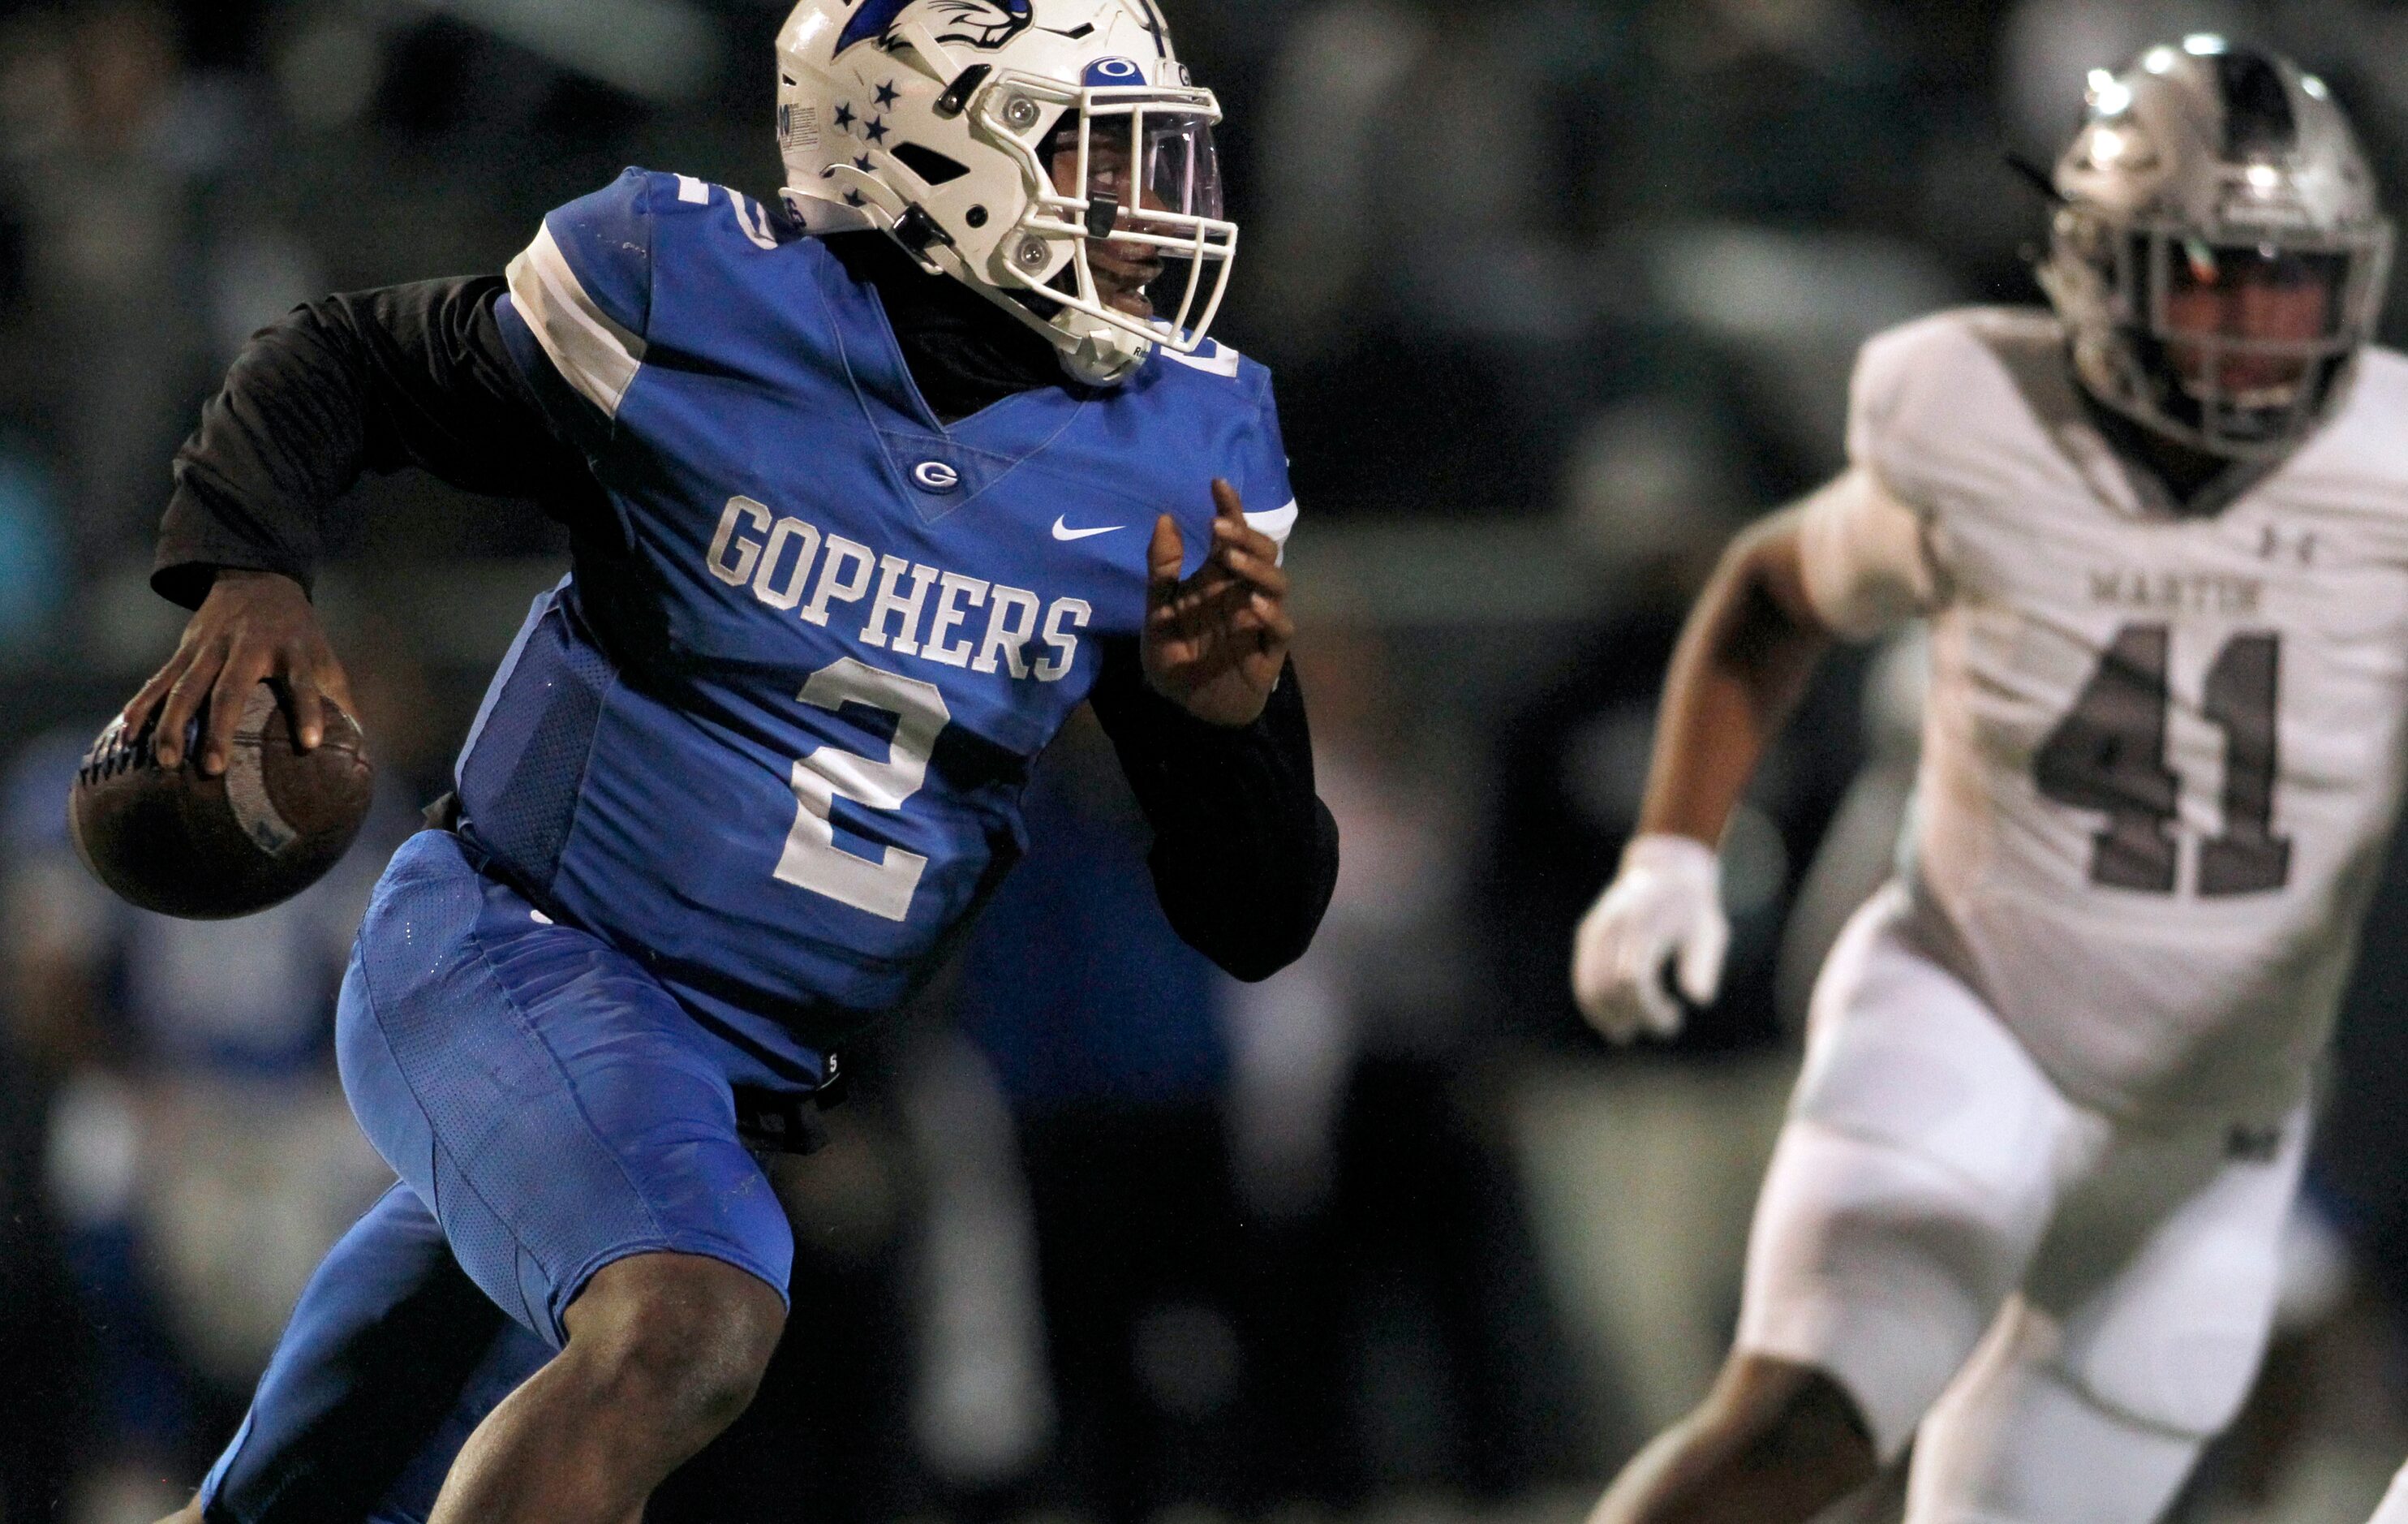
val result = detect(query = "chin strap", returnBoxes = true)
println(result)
[1053,314,1150,385]
[785,178,1155,387]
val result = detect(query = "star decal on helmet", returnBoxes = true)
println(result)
[864,116,889,144]
[875,80,901,108]
[833,102,856,131]
[844,189,866,207]
[854,154,872,172]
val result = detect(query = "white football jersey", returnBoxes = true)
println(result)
[1800,307,2408,1123]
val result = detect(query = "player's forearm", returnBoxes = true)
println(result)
[153,278,580,610]
[1094,648,1340,979]
[154,301,384,608]
[1636,517,1831,846]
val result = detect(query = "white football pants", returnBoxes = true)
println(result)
[1736,885,2307,1524]
[2367,1462,2408,1524]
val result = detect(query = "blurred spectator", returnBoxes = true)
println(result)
[0,436,67,665]
[1612,0,1920,232]
[1476,401,1864,1462]
[949,712,1268,1522]
[0,3,273,575]
[0,652,432,1511]
[1244,620,1586,1499]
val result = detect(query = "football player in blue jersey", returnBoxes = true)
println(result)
[123,3,1337,1520]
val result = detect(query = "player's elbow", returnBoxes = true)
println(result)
[1158,803,1340,982]
[1722,509,1825,637]
[1209,917,1320,984]
[1703,514,1830,691]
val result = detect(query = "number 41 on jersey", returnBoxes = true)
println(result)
[2033,623,2290,897]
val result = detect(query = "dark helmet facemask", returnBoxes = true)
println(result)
[2039,38,2393,460]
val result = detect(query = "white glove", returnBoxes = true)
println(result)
[1570,833,1731,1044]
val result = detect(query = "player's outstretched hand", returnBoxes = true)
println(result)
[1571,833,1730,1044]
[1142,479,1292,726]
[121,570,354,777]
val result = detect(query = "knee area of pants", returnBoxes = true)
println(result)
[1778,1119,2046,1260]
[2056,1340,2254,1441]
[1808,1193,2027,1318]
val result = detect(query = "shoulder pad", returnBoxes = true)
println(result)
[535,167,659,337]
[1851,308,2064,480]
[2344,345,2408,414]
[2285,346,2408,498]
[1852,308,2038,417]
[647,172,789,251]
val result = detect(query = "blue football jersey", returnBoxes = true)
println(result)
[464,167,1295,1073]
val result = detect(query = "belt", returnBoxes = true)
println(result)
[734,1056,849,1158]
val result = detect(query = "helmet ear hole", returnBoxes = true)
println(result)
[892,141,971,186]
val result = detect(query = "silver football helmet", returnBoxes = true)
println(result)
[2039,37,2393,459]
[774,0,1236,386]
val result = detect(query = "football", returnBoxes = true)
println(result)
[67,682,374,919]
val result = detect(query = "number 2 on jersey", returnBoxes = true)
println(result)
[2032,622,2290,896]
[776,657,951,922]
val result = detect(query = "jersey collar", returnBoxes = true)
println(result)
[812,242,1096,522]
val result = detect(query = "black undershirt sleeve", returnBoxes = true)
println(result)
[153,276,599,609]
[1088,637,1340,981]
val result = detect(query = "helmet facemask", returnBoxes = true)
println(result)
[2054,210,2391,458]
[969,75,1237,383]
[2039,40,2396,462]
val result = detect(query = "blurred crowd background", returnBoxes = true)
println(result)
[12,0,2408,1521]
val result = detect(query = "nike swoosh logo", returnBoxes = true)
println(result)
[1051,516,1123,541]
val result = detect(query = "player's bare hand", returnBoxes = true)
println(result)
[122,570,354,777]
[1571,833,1730,1043]
[1143,479,1292,727]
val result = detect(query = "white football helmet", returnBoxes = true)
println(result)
[775,0,1236,385]
[2039,37,2393,460]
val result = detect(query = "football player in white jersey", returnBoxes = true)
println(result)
[1570,37,2402,1524]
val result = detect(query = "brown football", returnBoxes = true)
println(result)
[68,682,374,919]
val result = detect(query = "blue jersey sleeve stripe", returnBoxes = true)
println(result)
[505,224,647,417]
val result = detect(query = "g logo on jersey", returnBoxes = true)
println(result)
[837,0,1032,56]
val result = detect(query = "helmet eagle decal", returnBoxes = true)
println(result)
[836,0,1033,58]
